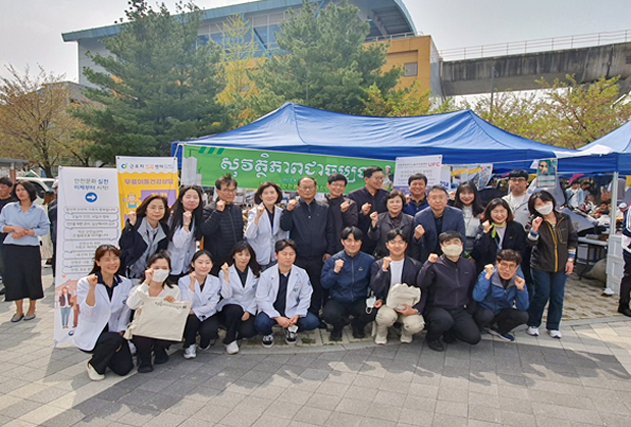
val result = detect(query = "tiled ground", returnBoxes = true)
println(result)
[1,267,630,427]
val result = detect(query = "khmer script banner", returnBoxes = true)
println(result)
[181,145,395,192]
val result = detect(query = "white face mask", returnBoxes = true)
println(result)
[536,203,554,216]
[442,244,463,257]
[152,268,170,283]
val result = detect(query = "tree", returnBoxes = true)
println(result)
[248,0,401,117]
[0,66,92,176]
[76,0,227,164]
[361,81,461,117]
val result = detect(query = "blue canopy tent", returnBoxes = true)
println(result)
[172,103,573,171]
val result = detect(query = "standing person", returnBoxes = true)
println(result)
[0,181,50,321]
[413,185,466,263]
[119,194,170,282]
[321,227,375,341]
[325,173,357,254]
[402,173,428,217]
[245,182,287,269]
[126,251,181,373]
[59,287,72,329]
[472,249,529,341]
[348,166,389,255]
[218,242,261,354]
[370,229,424,345]
[39,191,55,264]
[167,186,203,281]
[280,177,335,323]
[48,181,58,278]
[254,239,319,348]
[0,176,17,295]
[526,191,578,339]
[74,245,134,381]
[368,190,417,259]
[565,180,585,209]
[453,182,485,255]
[200,174,244,276]
[471,198,527,275]
[619,206,631,317]
[179,250,224,359]
[503,170,530,227]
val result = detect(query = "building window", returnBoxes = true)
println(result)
[404,62,418,77]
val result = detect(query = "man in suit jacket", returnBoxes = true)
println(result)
[414,186,466,263]
[325,173,358,254]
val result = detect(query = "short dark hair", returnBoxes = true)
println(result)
[386,189,407,206]
[363,166,383,179]
[496,249,522,265]
[439,231,463,244]
[89,244,121,275]
[408,173,427,186]
[0,176,13,187]
[275,238,297,254]
[228,241,262,277]
[298,176,317,187]
[386,228,406,242]
[508,169,529,180]
[341,226,363,241]
[427,185,448,197]
[254,181,282,204]
[13,180,37,202]
[215,173,238,190]
[483,198,514,224]
[328,173,347,185]
[145,250,175,287]
[528,190,556,217]
[135,194,169,224]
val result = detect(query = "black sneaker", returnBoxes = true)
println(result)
[330,328,343,341]
[138,365,154,373]
[262,334,274,348]
[154,350,169,365]
[442,331,457,344]
[351,322,365,339]
[426,339,444,352]
[618,304,631,318]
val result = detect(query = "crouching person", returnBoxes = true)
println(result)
[370,229,424,344]
[419,231,480,352]
[473,249,529,341]
[255,239,319,347]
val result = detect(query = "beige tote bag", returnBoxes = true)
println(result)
[125,298,191,341]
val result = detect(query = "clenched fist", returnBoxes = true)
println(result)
[87,274,99,288]
[428,253,439,263]
[216,200,226,212]
[482,220,491,234]
[370,211,379,227]
[382,256,392,271]
[183,211,192,227]
[361,203,372,216]
[287,199,299,211]
[340,200,350,213]
[127,211,137,226]
[515,276,525,290]
[414,224,425,239]
[531,217,543,233]
[484,264,494,279]
[256,204,266,217]
[334,259,345,273]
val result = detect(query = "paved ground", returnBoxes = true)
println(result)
[1,268,631,427]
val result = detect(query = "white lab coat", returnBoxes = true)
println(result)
[245,205,288,265]
[126,283,181,311]
[73,275,133,352]
[217,265,259,315]
[255,264,312,319]
[167,224,197,275]
[178,274,225,321]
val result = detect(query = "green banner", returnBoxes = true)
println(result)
[183,145,395,192]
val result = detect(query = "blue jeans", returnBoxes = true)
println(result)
[528,268,568,330]
[254,312,319,336]
[61,306,71,327]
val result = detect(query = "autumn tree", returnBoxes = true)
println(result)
[362,81,460,117]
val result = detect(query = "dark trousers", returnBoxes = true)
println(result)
[425,307,481,344]
[254,311,319,336]
[88,331,133,376]
[183,313,219,347]
[0,244,6,284]
[132,335,175,368]
[619,253,631,305]
[295,256,325,315]
[474,307,529,335]
[528,268,567,331]
[219,304,257,344]
[322,298,376,332]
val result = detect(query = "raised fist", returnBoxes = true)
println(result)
[382,256,392,271]
[87,274,99,288]
[287,199,299,211]
[484,264,494,279]
[256,204,266,217]
[482,220,491,234]
[515,276,525,290]
[370,211,379,226]
[414,224,425,239]
[428,253,439,263]
[334,259,345,273]
[340,200,350,213]
[216,200,226,212]
[127,211,137,226]
[361,203,372,216]
[531,217,543,233]
[183,211,192,226]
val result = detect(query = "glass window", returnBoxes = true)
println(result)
[254,26,268,45]
[404,62,418,77]
[197,35,209,46]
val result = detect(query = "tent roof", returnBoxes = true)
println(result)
[174,103,571,170]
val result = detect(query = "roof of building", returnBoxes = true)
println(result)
[62,0,416,42]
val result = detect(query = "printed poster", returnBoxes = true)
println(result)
[393,155,443,193]
[450,164,494,189]
[536,158,558,188]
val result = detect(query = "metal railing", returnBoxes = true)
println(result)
[366,31,423,43]
[439,28,631,61]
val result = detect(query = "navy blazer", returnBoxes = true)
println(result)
[413,206,466,263]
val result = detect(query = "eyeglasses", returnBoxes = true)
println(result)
[497,262,518,270]
[220,187,237,193]
[299,186,316,191]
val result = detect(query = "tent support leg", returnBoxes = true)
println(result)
[610,171,619,237]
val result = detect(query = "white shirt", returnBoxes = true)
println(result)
[503,193,530,226]
[390,259,404,287]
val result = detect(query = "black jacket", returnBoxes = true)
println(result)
[367,212,418,259]
[324,195,358,253]
[280,198,335,258]
[417,255,477,310]
[119,219,170,274]
[0,195,17,243]
[200,201,244,268]
[348,186,388,254]
[471,221,527,275]
[370,256,424,312]
[527,212,578,273]
[48,199,58,245]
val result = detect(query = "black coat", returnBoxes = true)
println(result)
[119,219,170,274]
[367,212,418,259]
[348,186,388,254]
[200,201,244,269]
[470,221,527,275]
[370,256,424,312]
[417,255,477,311]
[280,198,335,258]
[324,195,358,254]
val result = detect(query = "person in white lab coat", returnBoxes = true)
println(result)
[218,241,261,354]
[126,251,181,373]
[74,245,134,381]
[245,182,287,269]
[167,186,204,282]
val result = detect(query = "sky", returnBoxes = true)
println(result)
[1,0,630,82]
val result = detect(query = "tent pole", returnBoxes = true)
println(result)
[610,171,619,237]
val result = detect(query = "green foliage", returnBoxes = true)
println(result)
[76,0,227,164]
[362,81,461,117]
[248,0,401,116]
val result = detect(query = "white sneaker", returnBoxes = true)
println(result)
[87,363,104,381]
[262,334,274,348]
[400,331,413,344]
[548,330,562,339]
[225,340,239,355]
[527,326,540,336]
[285,326,298,346]
[183,344,197,359]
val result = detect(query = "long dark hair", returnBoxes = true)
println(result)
[169,186,203,241]
[482,198,514,224]
[454,181,484,216]
[228,241,262,278]
[89,244,121,275]
[188,249,213,277]
[135,194,169,225]
[528,190,557,217]
[144,250,174,287]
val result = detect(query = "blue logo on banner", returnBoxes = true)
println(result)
[86,192,98,203]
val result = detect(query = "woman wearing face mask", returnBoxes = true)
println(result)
[178,250,226,360]
[218,242,261,355]
[167,186,204,281]
[126,251,180,373]
[454,182,485,255]
[471,199,526,275]
[119,195,170,283]
[368,190,417,259]
[525,191,577,339]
